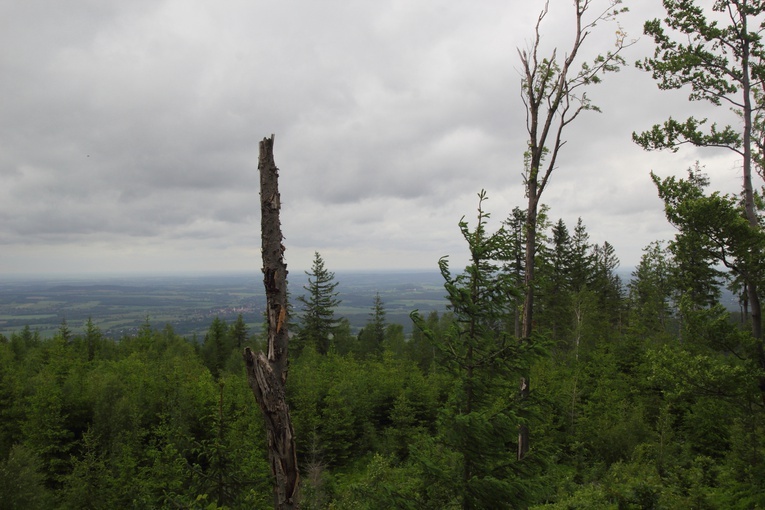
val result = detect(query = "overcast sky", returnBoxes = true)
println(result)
[0,0,752,276]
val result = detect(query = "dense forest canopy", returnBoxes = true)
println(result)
[2,199,762,508]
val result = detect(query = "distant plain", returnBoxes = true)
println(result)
[0,271,448,339]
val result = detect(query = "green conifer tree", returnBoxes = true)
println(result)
[358,293,387,358]
[628,241,675,336]
[296,252,341,355]
[229,314,249,351]
[202,317,230,379]
[412,191,543,509]
[535,218,574,344]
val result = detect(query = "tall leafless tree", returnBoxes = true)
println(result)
[517,0,631,459]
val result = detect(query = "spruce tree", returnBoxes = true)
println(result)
[535,218,574,344]
[628,241,675,335]
[412,191,542,509]
[83,317,102,362]
[229,314,249,351]
[499,207,528,338]
[202,317,229,379]
[569,218,593,292]
[358,292,386,358]
[296,252,341,355]
[591,241,624,330]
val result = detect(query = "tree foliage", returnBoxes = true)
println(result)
[1,198,764,507]
[295,252,342,356]
[412,191,545,509]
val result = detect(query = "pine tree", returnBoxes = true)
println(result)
[412,191,542,509]
[57,319,72,344]
[229,314,249,351]
[358,293,386,358]
[202,317,230,379]
[628,241,675,336]
[591,241,624,330]
[569,218,593,292]
[535,218,574,344]
[83,317,102,362]
[499,207,528,337]
[296,252,341,355]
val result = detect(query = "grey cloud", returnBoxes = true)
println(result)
[0,0,732,274]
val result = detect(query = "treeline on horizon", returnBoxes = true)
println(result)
[0,201,762,509]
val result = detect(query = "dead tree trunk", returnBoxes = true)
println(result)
[243,135,300,509]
